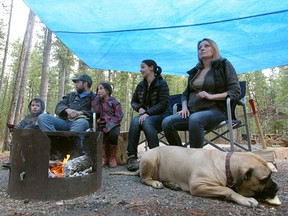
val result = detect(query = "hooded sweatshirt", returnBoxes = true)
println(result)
[15,98,45,129]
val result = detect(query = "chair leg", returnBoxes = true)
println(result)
[242,104,252,151]
[144,141,148,151]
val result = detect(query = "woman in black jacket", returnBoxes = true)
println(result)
[162,38,241,148]
[127,59,170,171]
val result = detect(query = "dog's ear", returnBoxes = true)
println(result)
[244,168,253,180]
[234,167,253,189]
[260,173,271,184]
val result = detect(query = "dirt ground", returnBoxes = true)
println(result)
[0,147,287,216]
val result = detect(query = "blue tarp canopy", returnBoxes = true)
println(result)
[23,0,288,76]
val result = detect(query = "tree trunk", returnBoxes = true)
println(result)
[0,69,12,112]
[108,70,112,82]
[125,75,129,131]
[128,74,137,131]
[40,28,52,107]
[58,64,66,101]
[15,10,35,123]
[0,0,14,118]
[2,10,35,151]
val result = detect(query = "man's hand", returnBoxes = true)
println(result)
[66,109,83,119]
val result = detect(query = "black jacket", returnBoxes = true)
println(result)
[55,91,96,121]
[131,77,170,116]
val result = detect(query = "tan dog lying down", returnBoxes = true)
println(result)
[111,146,280,207]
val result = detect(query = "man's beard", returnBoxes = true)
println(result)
[76,87,85,94]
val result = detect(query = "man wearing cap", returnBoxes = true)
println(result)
[38,74,95,132]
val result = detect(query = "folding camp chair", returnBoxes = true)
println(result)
[182,81,252,152]
[131,94,182,151]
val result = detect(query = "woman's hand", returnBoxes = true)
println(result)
[138,113,149,125]
[197,91,213,100]
[177,108,190,118]
[197,91,227,100]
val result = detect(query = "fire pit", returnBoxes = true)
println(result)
[8,129,103,200]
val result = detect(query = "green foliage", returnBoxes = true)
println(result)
[0,1,9,52]
[0,19,5,51]
[46,67,59,114]
[27,42,43,97]
[52,38,76,94]
[275,67,288,111]
[0,39,22,132]
[238,67,288,135]
[163,74,186,95]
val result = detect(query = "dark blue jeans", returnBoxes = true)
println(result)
[38,113,90,132]
[127,114,164,158]
[162,108,226,148]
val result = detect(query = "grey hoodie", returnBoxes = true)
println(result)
[15,98,45,129]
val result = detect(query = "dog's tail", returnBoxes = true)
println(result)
[110,170,140,176]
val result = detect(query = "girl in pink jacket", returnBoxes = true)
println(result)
[91,82,124,168]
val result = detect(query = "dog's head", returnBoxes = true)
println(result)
[233,155,279,200]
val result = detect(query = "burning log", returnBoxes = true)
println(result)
[64,154,94,177]
[48,168,63,178]
[49,154,70,178]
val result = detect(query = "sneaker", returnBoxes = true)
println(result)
[126,155,139,171]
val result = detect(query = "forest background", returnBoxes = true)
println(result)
[0,0,287,151]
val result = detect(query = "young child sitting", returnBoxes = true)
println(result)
[15,97,45,129]
[91,82,124,168]
[2,97,45,168]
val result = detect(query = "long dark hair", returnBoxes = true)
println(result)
[97,82,113,96]
[142,59,162,78]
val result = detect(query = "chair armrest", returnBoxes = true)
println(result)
[173,103,182,114]
[226,96,233,122]
[226,95,242,121]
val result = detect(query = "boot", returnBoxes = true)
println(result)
[102,144,108,167]
[126,155,139,171]
[108,144,117,168]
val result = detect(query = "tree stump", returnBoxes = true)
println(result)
[116,131,129,165]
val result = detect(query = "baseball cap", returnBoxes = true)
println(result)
[72,74,93,85]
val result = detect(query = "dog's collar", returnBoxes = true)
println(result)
[225,152,234,188]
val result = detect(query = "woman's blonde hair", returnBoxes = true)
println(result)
[197,38,221,67]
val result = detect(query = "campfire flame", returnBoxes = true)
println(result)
[50,154,70,175]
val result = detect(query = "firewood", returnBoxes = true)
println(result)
[64,155,93,177]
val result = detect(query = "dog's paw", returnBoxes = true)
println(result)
[151,181,164,189]
[239,197,259,207]
[163,181,181,191]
